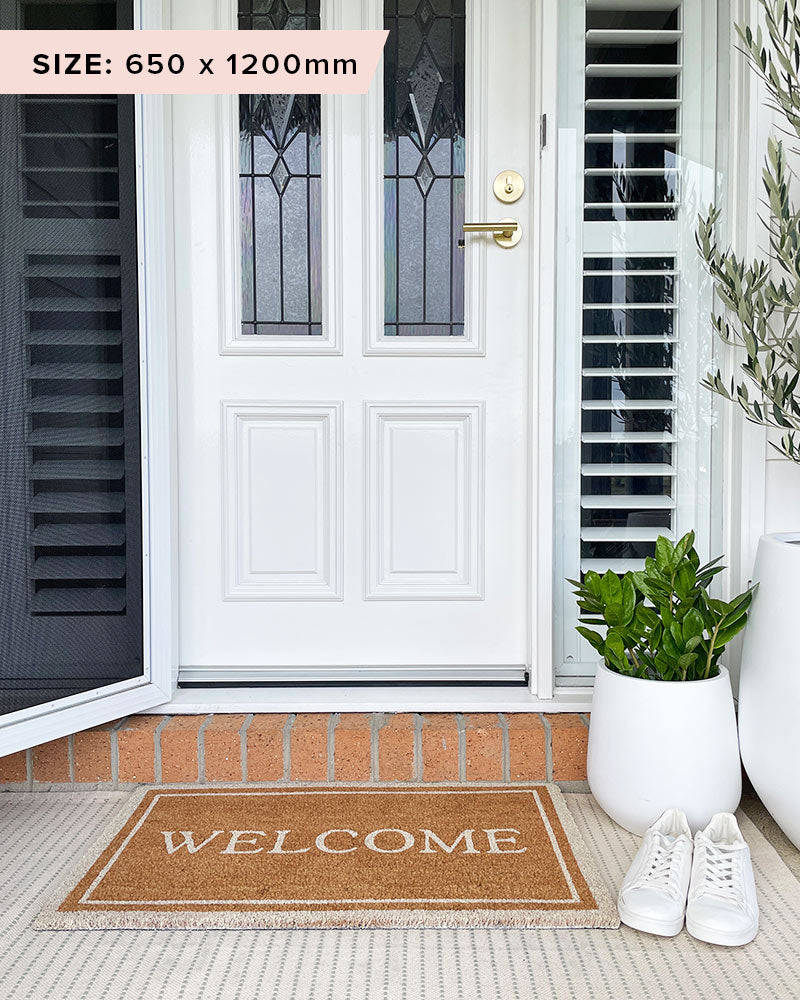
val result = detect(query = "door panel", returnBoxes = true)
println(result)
[176,0,532,678]
[366,403,483,600]
[223,402,343,600]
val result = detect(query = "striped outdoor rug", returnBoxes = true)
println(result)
[3,792,800,996]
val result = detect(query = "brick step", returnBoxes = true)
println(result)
[0,712,589,789]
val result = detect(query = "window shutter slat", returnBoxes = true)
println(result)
[30,556,127,580]
[31,524,126,546]
[28,494,127,514]
[31,589,127,614]
[581,496,674,510]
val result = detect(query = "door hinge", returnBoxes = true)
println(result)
[539,113,547,152]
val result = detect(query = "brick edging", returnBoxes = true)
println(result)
[0,713,589,790]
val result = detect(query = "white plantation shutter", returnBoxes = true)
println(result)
[554,0,722,683]
[580,253,678,574]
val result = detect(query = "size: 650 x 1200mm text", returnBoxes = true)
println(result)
[32,52,358,77]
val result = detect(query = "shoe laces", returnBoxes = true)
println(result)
[629,834,687,902]
[695,840,746,908]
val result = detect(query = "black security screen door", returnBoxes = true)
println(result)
[0,0,143,715]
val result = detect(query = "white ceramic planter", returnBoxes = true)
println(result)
[587,662,741,835]
[739,532,800,849]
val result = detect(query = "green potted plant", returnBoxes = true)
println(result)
[696,0,800,849]
[571,531,755,835]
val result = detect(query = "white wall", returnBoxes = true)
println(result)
[764,453,800,533]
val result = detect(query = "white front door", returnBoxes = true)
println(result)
[174,0,535,681]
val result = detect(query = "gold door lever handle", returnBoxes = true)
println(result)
[463,221,519,235]
[462,218,522,248]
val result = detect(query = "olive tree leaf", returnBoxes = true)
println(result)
[698,2,800,465]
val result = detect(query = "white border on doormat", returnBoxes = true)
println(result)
[33,782,620,931]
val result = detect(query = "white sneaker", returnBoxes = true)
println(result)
[685,813,759,947]
[618,808,693,937]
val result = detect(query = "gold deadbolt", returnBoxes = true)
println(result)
[493,169,525,204]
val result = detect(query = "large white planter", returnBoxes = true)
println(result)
[739,532,800,849]
[587,662,741,835]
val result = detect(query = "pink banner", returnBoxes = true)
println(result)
[0,30,388,94]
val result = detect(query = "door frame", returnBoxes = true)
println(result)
[0,0,174,756]
[152,0,765,713]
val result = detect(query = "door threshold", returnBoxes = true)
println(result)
[179,679,528,689]
[143,685,593,714]
[178,665,528,685]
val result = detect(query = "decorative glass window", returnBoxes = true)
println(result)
[553,0,727,685]
[383,0,466,337]
[238,0,322,336]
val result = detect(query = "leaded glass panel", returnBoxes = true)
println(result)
[384,0,466,337]
[239,0,322,336]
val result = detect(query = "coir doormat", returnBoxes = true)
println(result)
[35,784,619,930]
